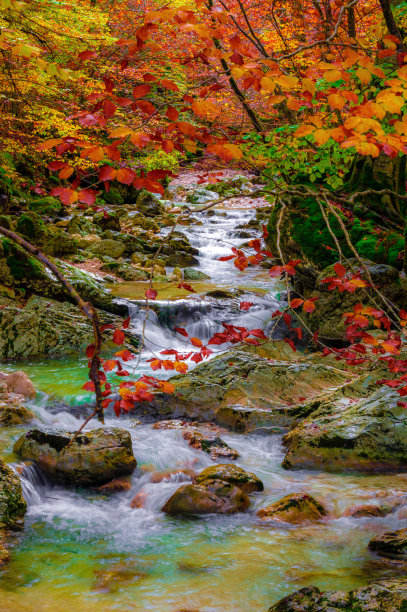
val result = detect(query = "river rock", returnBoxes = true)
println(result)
[195,464,263,493]
[152,420,239,460]
[282,387,407,473]
[257,493,327,523]
[13,428,137,486]
[161,480,250,515]
[0,393,34,426]
[344,503,394,518]
[186,188,218,205]
[95,477,132,493]
[369,528,407,557]
[143,350,354,425]
[0,370,36,398]
[136,190,165,217]
[269,579,407,611]
[183,268,210,281]
[93,211,121,232]
[86,239,126,259]
[0,535,9,565]
[0,459,26,530]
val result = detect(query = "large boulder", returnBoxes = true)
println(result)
[0,294,134,359]
[141,350,354,425]
[369,528,407,557]
[282,387,407,473]
[269,579,407,611]
[257,493,327,523]
[195,464,263,493]
[162,480,250,515]
[13,428,137,486]
[0,459,26,530]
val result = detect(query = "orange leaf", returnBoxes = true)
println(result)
[191,337,202,347]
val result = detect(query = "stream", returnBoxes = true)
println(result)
[1,192,407,611]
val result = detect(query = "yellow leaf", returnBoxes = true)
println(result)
[295,124,314,137]
[260,77,275,92]
[286,98,301,111]
[109,127,133,138]
[313,129,331,145]
[267,95,285,105]
[183,139,197,153]
[191,99,220,118]
[301,78,315,95]
[324,69,342,82]
[355,68,371,84]
[376,91,404,114]
[328,93,346,110]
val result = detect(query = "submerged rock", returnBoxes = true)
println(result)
[0,393,34,426]
[13,428,137,486]
[195,464,263,493]
[257,493,327,523]
[345,503,394,518]
[282,387,407,473]
[162,480,250,515]
[0,459,26,530]
[369,528,407,558]
[269,579,407,611]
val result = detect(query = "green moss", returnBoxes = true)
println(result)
[15,212,46,243]
[28,196,63,217]
[268,197,404,269]
[1,238,44,281]
[101,187,125,206]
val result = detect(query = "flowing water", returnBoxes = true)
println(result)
[1,195,407,611]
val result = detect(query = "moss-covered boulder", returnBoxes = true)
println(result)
[161,480,250,515]
[369,528,407,558]
[93,211,121,232]
[142,350,354,425]
[15,212,46,243]
[13,428,137,486]
[195,464,263,493]
[86,239,126,259]
[269,579,407,611]
[136,190,165,217]
[186,188,218,205]
[257,493,327,523]
[0,459,26,530]
[0,294,135,359]
[282,387,407,473]
[43,228,79,257]
[28,196,63,217]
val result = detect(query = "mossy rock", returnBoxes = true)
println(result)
[0,395,34,426]
[28,196,63,217]
[0,458,26,530]
[43,228,79,257]
[66,215,98,236]
[136,190,165,217]
[282,387,407,473]
[86,239,125,259]
[14,427,137,486]
[0,215,14,231]
[130,213,159,232]
[93,211,121,232]
[369,528,407,557]
[267,195,404,271]
[100,187,125,206]
[15,212,46,243]
[269,579,407,611]
[195,464,263,493]
[257,493,327,523]
[183,268,210,281]
[161,480,250,515]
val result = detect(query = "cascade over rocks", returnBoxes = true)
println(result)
[13,428,137,486]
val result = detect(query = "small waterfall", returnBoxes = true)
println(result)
[16,463,50,506]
